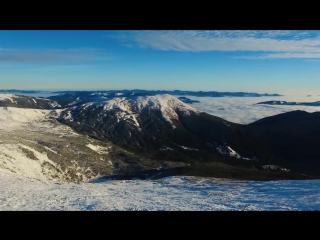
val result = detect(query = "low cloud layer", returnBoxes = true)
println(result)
[178,94,320,124]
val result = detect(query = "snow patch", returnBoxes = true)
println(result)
[49,101,61,108]
[43,146,58,155]
[0,107,50,132]
[177,145,199,151]
[0,143,60,180]
[262,165,291,172]
[159,146,174,151]
[0,144,46,180]
[216,145,252,160]
[63,111,73,121]
[0,94,17,103]
[86,144,110,154]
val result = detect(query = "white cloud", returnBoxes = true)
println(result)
[0,48,109,63]
[177,94,320,124]
[120,30,320,59]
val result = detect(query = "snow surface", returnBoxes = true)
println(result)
[65,94,201,130]
[0,94,61,108]
[177,145,199,151]
[104,94,200,128]
[262,165,291,172]
[0,107,50,132]
[159,146,174,151]
[215,145,251,160]
[0,94,17,103]
[0,107,74,136]
[0,168,319,210]
[86,144,110,154]
[0,144,48,180]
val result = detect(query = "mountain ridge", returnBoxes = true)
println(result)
[50,89,282,97]
[1,93,320,181]
[257,100,320,106]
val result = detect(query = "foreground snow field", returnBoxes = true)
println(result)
[0,168,319,211]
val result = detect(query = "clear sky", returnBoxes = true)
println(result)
[0,30,320,95]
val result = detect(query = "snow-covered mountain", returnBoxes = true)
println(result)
[57,94,249,164]
[56,94,316,178]
[0,94,61,109]
[0,101,188,183]
[1,93,320,182]
[60,94,201,129]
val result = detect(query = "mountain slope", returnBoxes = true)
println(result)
[2,93,320,180]
[0,105,187,183]
[56,94,320,178]
[58,95,260,166]
[57,94,260,164]
[0,94,60,109]
[238,111,320,176]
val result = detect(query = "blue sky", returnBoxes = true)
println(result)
[0,30,320,95]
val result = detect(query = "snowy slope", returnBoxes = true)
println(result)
[61,94,201,129]
[0,105,179,183]
[0,107,114,182]
[0,143,57,180]
[0,93,61,109]
[0,107,50,132]
[0,94,17,103]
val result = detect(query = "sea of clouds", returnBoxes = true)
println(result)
[178,94,320,124]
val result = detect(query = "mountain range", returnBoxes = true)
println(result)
[0,92,319,181]
[257,100,320,106]
[51,89,282,97]
[0,89,282,98]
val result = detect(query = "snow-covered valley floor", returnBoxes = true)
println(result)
[1,168,319,211]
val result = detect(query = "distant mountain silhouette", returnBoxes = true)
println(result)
[49,89,282,100]
[178,97,200,103]
[257,100,320,106]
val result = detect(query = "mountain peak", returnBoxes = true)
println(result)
[72,94,201,129]
[133,94,199,112]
